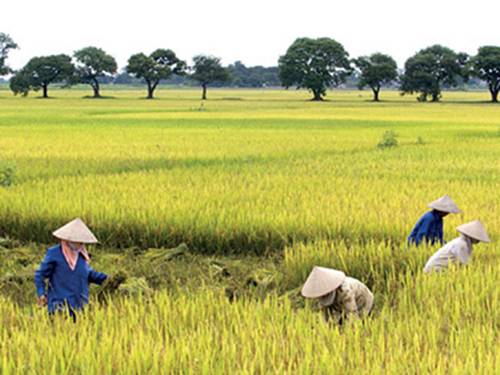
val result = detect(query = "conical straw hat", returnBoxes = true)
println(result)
[457,220,490,243]
[301,266,346,298]
[52,218,99,244]
[428,195,461,214]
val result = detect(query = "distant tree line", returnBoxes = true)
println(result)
[279,38,500,103]
[1,32,499,102]
[96,62,280,89]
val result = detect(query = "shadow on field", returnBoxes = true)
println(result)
[441,100,498,105]
[82,96,116,100]
[13,146,374,184]
[455,130,500,139]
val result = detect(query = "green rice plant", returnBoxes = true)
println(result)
[377,130,398,148]
[416,136,425,145]
[0,164,15,187]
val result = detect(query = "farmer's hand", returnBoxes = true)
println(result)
[108,271,127,287]
[100,271,127,293]
[37,295,47,307]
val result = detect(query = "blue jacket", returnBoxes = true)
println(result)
[408,210,444,246]
[34,244,107,314]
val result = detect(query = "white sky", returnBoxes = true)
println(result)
[2,0,499,70]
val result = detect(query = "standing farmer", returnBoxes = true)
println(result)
[301,266,374,324]
[424,220,490,273]
[408,195,461,246]
[34,218,108,318]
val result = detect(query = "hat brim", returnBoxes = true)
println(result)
[53,233,99,244]
[456,220,490,243]
[301,268,346,298]
[457,230,490,243]
[428,204,461,214]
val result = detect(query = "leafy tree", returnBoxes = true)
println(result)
[191,55,230,99]
[278,37,351,101]
[354,53,398,101]
[400,45,468,102]
[126,49,186,99]
[10,55,74,98]
[0,33,18,76]
[74,47,117,97]
[9,72,30,95]
[470,46,500,103]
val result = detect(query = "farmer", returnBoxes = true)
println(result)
[301,266,374,324]
[424,220,490,273]
[408,195,461,246]
[34,218,108,318]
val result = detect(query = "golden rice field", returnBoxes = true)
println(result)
[0,88,499,373]
[0,89,498,251]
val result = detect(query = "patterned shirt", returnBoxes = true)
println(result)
[322,277,374,323]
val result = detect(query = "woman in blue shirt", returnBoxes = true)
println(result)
[408,195,461,246]
[34,218,108,317]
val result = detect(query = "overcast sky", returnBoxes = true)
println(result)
[2,0,499,71]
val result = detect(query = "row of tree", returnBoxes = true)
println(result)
[1,33,499,102]
[279,38,500,102]
[1,34,234,99]
[2,49,230,100]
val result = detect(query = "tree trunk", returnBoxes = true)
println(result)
[489,84,499,103]
[92,79,101,98]
[42,85,48,98]
[311,89,323,101]
[202,84,207,100]
[372,87,380,102]
[147,81,155,99]
[431,92,440,102]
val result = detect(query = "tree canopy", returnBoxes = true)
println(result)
[74,47,117,98]
[470,46,500,103]
[191,55,230,99]
[278,37,351,100]
[354,53,398,101]
[0,33,18,76]
[10,54,74,98]
[126,49,186,99]
[400,45,468,102]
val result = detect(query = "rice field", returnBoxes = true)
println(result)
[0,88,499,373]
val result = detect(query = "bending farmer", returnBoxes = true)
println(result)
[408,194,461,246]
[424,220,490,273]
[34,218,107,317]
[301,266,373,324]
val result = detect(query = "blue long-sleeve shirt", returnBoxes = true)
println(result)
[34,244,107,314]
[408,210,444,246]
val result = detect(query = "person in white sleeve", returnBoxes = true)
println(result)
[301,266,374,324]
[423,220,490,273]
